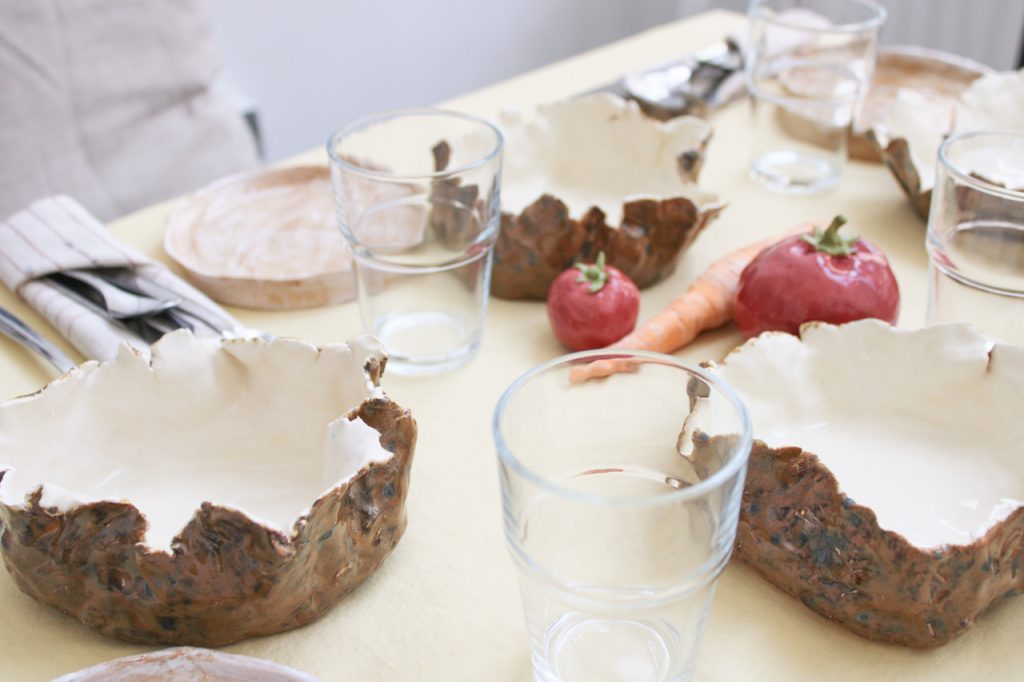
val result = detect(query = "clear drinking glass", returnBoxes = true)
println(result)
[746,0,886,192]
[926,130,1024,345]
[493,351,752,682]
[328,109,503,375]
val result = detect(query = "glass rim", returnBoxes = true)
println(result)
[749,0,887,33]
[937,129,1024,203]
[326,107,504,182]
[492,349,753,509]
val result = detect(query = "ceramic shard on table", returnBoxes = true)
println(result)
[708,320,1024,648]
[490,93,724,300]
[0,331,416,646]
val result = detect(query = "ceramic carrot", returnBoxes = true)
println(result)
[569,228,803,382]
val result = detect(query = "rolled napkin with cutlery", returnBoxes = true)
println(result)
[0,195,248,361]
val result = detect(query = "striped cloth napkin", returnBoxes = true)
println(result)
[0,195,242,361]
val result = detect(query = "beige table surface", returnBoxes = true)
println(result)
[1,10,1020,681]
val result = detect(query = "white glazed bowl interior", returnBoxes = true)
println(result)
[713,321,1024,548]
[496,93,717,223]
[0,332,391,552]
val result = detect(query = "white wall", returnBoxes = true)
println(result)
[677,0,1024,69]
[206,0,1024,161]
[204,0,680,160]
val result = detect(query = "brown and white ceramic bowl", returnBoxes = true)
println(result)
[866,58,1024,221]
[0,332,416,646]
[709,321,1024,648]
[490,93,724,300]
[851,46,991,164]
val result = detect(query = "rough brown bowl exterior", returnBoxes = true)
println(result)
[491,193,724,300]
[868,132,932,220]
[0,363,416,646]
[737,440,1024,648]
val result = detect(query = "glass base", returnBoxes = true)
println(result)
[750,149,841,194]
[374,310,480,376]
[532,613,686,682]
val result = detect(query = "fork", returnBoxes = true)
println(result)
[92,268,248,336]
[82,268,272,340]
[47,270,180,319]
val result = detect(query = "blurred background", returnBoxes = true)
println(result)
[208,0,1024,161]
[2,0,1023,221]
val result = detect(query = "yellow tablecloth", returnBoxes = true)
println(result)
[0,10,1019,681]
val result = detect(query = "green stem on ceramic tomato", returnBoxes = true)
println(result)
[800,215,858,257]
[575,252,608,293]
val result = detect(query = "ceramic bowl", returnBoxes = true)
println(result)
[869,67,1022,220]
[0,332,416,646]
[488,93,724,299]
[709,321,1024,647]
[849,46,990,163]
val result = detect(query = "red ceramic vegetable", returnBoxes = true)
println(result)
[547,252,640,351]
[734,216,900,338]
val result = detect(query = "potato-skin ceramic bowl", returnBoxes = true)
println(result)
[0,332,416,646]
[709,321,1024,647]
[869,66,1022,221]
[491,94,724,300]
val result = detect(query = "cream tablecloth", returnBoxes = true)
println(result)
[0,10,1019,681]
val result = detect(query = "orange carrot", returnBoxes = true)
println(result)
[569,228,805,382]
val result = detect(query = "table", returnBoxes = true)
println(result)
[1,10,1020,681]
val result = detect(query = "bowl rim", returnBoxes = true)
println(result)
[326,107,504,182]
[936,129,1024,203]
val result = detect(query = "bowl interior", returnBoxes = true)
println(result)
[0,333,390,551]
[497,94,715,222]
[716,321,1024,548]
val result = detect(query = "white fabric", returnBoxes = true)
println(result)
[0,0,258,222]
[0,195,242,361]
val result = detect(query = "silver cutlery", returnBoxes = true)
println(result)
[587,37,746,119]
[44,267,269,341]
[92,268,254,338]
[0,305,76,374]
[48,270,180,319]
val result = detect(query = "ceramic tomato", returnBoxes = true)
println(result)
[734,216,900,338]
[547,252,640,351]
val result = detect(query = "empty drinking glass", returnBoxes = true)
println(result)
[493,351,752,682]
[926,130,1024,345]
[328,109,503,375]
[746,0,886,192]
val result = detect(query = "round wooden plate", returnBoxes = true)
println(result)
[164,165,353,310]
